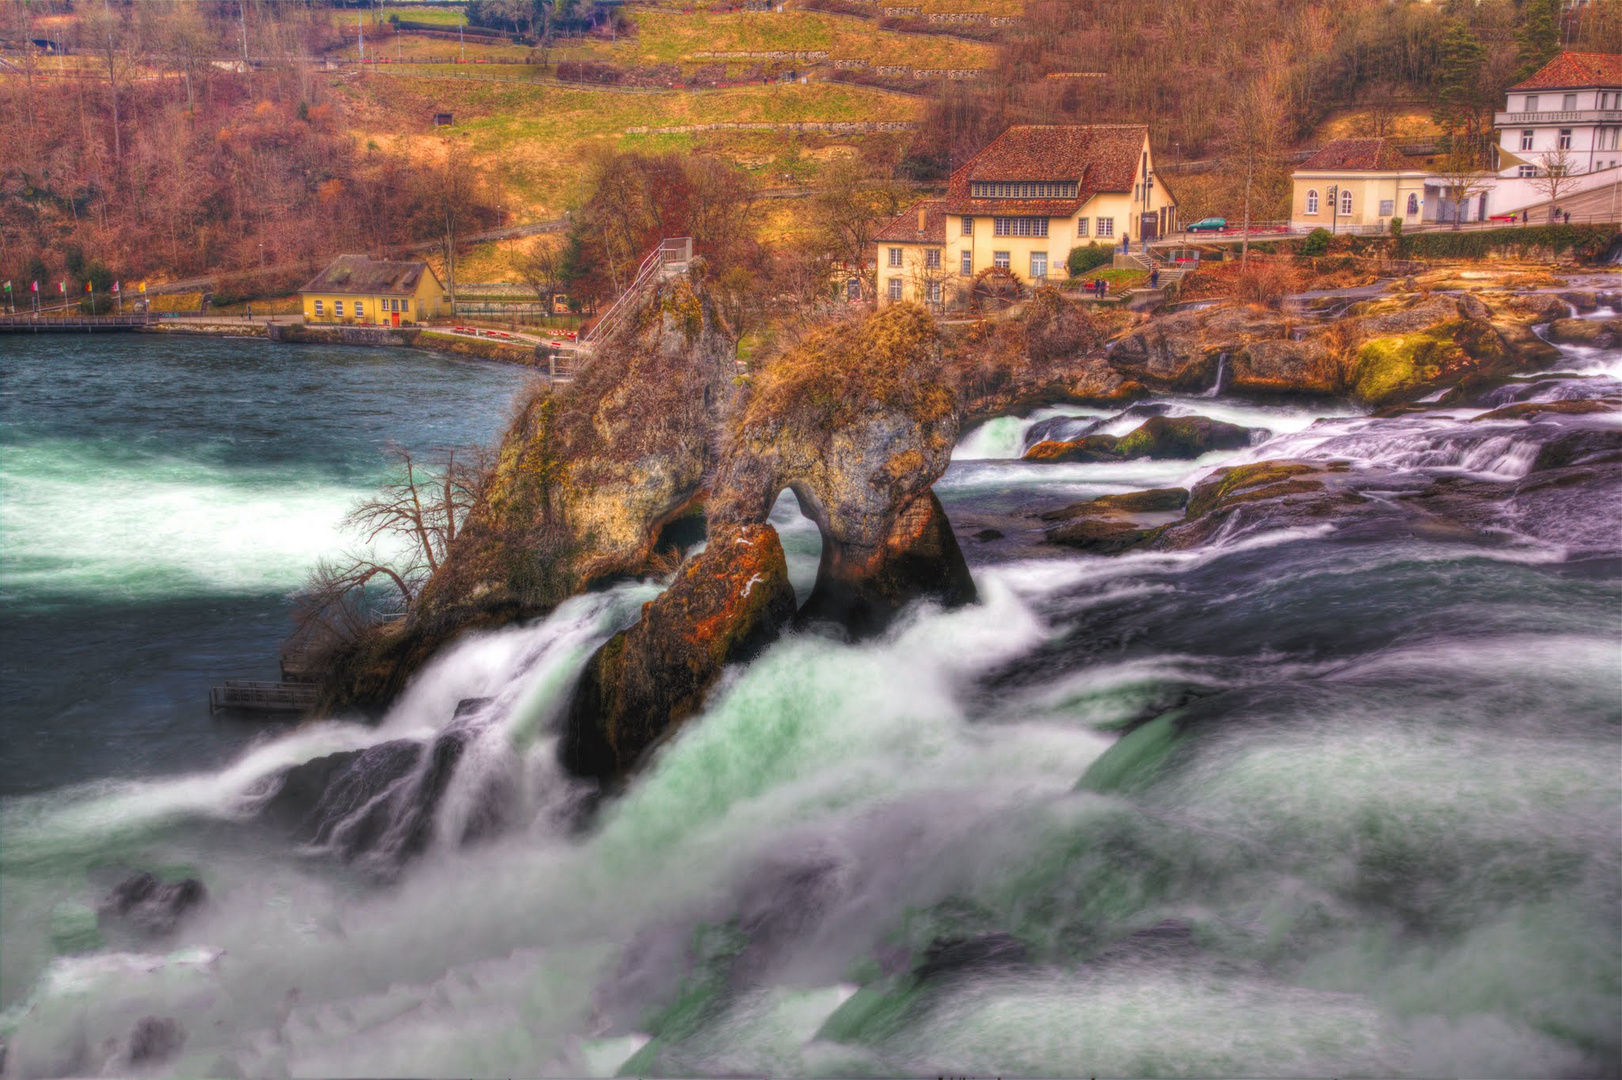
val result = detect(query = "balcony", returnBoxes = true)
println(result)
[1495,108,1622,125]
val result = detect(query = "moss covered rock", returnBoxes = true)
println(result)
[1024,415,1256,463]
[1350,331,1468,405]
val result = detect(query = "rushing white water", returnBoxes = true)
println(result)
[1,332,1618,1078]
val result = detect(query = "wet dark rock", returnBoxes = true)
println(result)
[562,522,798,782]
[797,490,978,634]
[127,1017,185,1066]
[1473,399,1620,422]
[1530,425,1622,472]
[255,727,476,863]
[1041,488,1190,523]
[1022,414,1103,449]
[972,528,1005,542]
[1559,290,1601,313]
[452,696,494,719]
[1046,517,1161,554]
[1231,337,1341,396]
[730,857,846,988]
[913,933,1031,984]
[1545,317,1622,347]
[1026,415,1257,464]
[1108,305,1290,392]
[99,873,207,937]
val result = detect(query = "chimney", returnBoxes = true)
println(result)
[918,204,927,231]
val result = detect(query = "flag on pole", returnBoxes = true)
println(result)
[85,281,92,294]
[3,281,10,293]
[31,281,38,293]
[112,281,120,294]
[139,281,147,294]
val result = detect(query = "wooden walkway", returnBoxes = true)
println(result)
[208,680,319,715]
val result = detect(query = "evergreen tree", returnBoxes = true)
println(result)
[1517,0,1562,79]
[1433,20,1486,140]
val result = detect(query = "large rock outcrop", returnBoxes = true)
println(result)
[1024,414,1258,463]
[712,303,977,635]
[561,522,798,781]
[319,276,738,712]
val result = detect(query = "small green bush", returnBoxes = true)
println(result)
[1300,228,1333,257]
[1067,243,1113,277]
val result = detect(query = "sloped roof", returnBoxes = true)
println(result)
[300,255,440,297]
[1510,51,1622,91]
[874,199,949,244]
[1296,138,1412,173]
[944,124,1148,215]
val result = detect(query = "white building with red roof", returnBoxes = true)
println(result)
[1492,51,1622,217]
[873,124,1175,308]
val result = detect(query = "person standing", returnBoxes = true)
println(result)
[1564,210,1571,225]
[1150,267,1161,289]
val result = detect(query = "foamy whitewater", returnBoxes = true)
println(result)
[0,329,1617,1077]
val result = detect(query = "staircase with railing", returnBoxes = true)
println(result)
[582,237,693,345]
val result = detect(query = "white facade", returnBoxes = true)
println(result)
[1491,67,1622,215]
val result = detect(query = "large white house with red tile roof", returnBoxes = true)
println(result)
[1491,51,1622,217]
[874,124,1175,307]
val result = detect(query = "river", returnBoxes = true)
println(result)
[0,327,1617,1077]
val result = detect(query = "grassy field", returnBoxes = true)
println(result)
[377,3,468,26]
[337,75,922,216]
[550,9,997,68]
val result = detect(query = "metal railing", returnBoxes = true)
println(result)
[583,237,692,344]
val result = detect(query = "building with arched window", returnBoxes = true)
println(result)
[1289,139,1462,232]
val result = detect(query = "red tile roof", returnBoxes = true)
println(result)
[1296,138,1412,173]
[874,198,949,244]
[1510,51,1622,91]
[943,124,1148,215]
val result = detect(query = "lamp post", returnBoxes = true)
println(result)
[1327,184,1339,234]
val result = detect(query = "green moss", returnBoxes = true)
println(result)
[1352,331,1465,404]
[1186,462,1319,518]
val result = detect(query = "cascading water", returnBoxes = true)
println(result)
[2,330,1619,1078]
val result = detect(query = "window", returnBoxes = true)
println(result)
[1563,93,1577,111]
[993,216,1049,237]
[1521,129,1534,150]
[1077,217,1089,237]
[1603,92,1612,109]
[355,301,365,318]
[1030,252,1048,279]
[1518,164,1537,178]
[925,248,941,270]
[1525,95,1539,112]
[1379,199,1394,216]
[888,247,902,268]
[335,300,344,317]
[1096,217,1115,238]
[1560,128,1573,150]
[969,181,1079,199]
[1305,189,1319,215]
[962,216,974,235]
[1340,189,1352,215]
[314,299,324,315]
[887,277,902,301]
[992,251,1010,269]
[1407,193,1419,214]
[926,281,941,304]
[960,250,973,275]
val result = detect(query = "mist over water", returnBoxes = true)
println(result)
[1,333,1619,1077]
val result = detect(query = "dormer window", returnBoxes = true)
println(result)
[1526,95,1539,112]
[970,181,1079,199]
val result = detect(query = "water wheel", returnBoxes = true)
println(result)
[970,266,1024,312]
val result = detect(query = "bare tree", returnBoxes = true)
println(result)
[82,1,136,168]
[1530,146,1582,221]
[517,238,566,310]
[291,445,489,652]
[1225,67,1288,265]
[810,157,909,298]
[418,142,481,309]
[1432,143,1493,230]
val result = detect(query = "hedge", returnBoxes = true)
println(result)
[1392,224,1617,261]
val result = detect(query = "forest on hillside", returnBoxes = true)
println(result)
[2,0,1620,292]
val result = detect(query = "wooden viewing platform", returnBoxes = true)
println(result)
[0,313,157,333]
[208,679,319,715]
